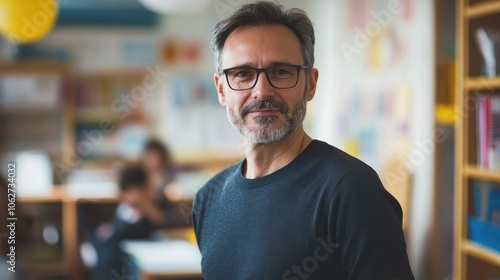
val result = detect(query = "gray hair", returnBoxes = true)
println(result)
[210,1,315,74]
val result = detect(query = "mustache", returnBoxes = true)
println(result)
[240,99,288,117]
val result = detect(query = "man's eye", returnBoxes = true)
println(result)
[229,69,255,78]
[235,70,251,77]
[272,67,293,76]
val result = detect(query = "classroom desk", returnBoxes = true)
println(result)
[18,185,119,280]
[121,240,203,280]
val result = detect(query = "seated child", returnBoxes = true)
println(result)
[84,139,186,280]
[90,165,165,280]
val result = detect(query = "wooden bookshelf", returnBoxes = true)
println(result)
[455,1,500,279]
[0,60,74,177]
[0,60,75,235]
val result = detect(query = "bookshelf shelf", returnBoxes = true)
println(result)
[0,108,62,115]
[466,1,500,18]
[463,241,500,266]
[455,1,500,279]
[76,67,148,79]
[0,60,68,74]
[22,261,70,277]
[466,166,500,182]
[76,197,119,204]
[75,107,123,122]
[466,77,500,90]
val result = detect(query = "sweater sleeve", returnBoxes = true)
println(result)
[331,167,414,280]
[192,186,206,247]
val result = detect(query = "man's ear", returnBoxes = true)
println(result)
[306,68,319,101]
[214,73,226,106]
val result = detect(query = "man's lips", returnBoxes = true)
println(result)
[248,109,281,116]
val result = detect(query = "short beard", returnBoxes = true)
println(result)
[226,92,307,144]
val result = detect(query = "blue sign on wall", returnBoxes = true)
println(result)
[56,0,159,26]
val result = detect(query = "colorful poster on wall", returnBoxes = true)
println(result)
[338,0,414,171]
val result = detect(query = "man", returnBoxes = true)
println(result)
[192,2,414,279]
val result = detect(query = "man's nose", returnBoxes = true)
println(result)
[251,71,275,100]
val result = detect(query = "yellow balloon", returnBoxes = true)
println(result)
[0,0,58,44]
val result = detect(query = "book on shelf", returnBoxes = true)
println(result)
[476,94,500,170]
[472,92,499,244]
[475,27,500,77]
[75,78,125,108]
[0,74,62,110]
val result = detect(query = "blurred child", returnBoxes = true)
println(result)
[141,139,181,213]
[90,139,185,280]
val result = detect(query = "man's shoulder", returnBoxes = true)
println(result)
[305,140,384,195]
[308,140,373,174]
[195,161,241,202]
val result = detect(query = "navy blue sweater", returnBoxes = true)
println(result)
[193,140,414,280]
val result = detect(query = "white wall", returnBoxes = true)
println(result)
[307,0,435,278]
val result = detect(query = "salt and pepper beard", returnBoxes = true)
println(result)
[226,89,307,144]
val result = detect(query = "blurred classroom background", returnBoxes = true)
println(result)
[0,0,499,279]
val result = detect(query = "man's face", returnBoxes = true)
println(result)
[215,24,318,144]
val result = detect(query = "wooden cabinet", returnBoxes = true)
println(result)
[455,1,500,279]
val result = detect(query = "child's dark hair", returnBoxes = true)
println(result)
[144,139,173,168]
[119,165,147,191]
[143,138,176,181]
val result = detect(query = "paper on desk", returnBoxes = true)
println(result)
[120,240,202,273]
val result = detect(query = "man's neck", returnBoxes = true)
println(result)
[242,127,313,179]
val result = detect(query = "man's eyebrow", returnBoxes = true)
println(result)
[228,63,255,68]
[267,61,297,66]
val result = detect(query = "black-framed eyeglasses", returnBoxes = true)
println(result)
[221,64,310,91]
